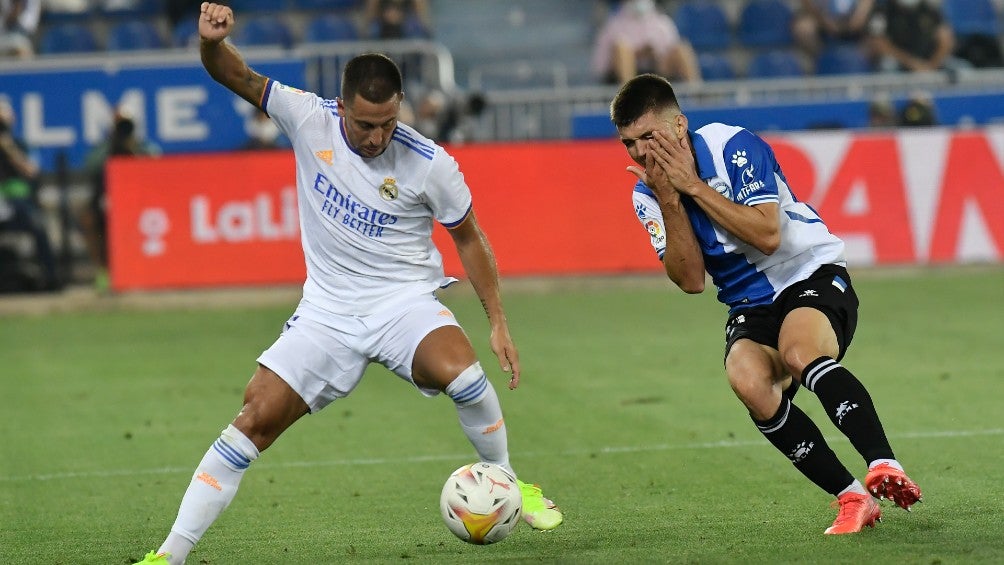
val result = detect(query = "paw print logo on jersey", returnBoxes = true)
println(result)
[378,177,399,201]
[731,150,748,168]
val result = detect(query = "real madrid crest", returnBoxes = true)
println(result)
[378,177,399,201]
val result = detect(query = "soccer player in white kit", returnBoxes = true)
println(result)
[609,74,922,535]
[134,4,561,564]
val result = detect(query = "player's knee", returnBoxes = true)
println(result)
[444,362,489,407]
[779,345,816,380]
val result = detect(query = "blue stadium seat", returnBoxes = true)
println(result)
[304,14,359,43]
[738,0,794,48]
[228,0,290,13]
[698,52,736,80]
[38,22,100,54]
[942,0,1000,37]
[815,44,872,75]
[172,18,200,48]
[234,17,295,48]
[292,0,360,10]
[99,0,165,18]
[106,20,165,51]
[747,49,804,78]
[674,1,732,51]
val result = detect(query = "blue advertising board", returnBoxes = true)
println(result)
[1,55,306,172]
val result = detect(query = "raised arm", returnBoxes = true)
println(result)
[198,2,269,109]
[447,211,521,390]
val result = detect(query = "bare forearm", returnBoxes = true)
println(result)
[457,234,507,325]
[200,38,267,108]
[659,199,705,292]
[689,186,779,255]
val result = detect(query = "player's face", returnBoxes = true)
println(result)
[618,108,688,167]
[337,93,403,158]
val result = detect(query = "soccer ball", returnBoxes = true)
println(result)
[439,462,523,545]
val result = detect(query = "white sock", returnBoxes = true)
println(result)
[158,424,259,565]
[868,458,903,471]
[445,363,514,476]
[838,479,868,497]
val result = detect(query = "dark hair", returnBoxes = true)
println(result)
[609,74,681,128]
[341,53,403,105]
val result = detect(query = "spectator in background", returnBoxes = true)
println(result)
[81,108,160,291]
[867,0,962,73]
[793,0,876,60]
[0,98,61,291]
[364,0,431,39]
[867,94,896,128]
[242,108,290,150]
[0,0,41,58]
[591,0,701,86]
[410,88,448,140]
[898,91,937,127]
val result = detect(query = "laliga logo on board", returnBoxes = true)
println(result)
[191,188,298,243]
[138,208,170,257]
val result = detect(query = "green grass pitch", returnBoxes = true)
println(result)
[2,267,1003,564]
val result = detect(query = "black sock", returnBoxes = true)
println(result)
[754,397,855,496]
[802,356,895,464]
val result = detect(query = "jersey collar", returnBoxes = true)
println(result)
[690,130,716,181]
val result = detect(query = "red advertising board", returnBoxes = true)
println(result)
[107,128,1004,291]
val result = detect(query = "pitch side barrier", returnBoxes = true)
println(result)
[104,127,1004,291]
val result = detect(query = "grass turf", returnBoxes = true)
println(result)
[1,267,1002,564]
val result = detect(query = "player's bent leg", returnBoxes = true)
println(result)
[145,366,309,565]
[413,327,563,530]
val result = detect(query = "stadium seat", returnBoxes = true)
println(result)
[106,20,166,51]
[746,49,805,78]
[942,0,1000,38]
[172,18,200,48]
[674,0,732,51]
[37,22,100,54]
[738,0,793,48]
[228,0,290,13]
[99,0,165,18]
[292,0,361,10]
[304,14,359,43]
[698,52,736,80]
[815,44,872,75]
[233,17,295,49]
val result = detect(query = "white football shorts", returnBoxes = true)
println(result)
[256,293,462,413]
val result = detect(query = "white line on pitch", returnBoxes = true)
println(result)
[3,428,1001,483]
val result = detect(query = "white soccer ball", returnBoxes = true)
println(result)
[439,462,523,545]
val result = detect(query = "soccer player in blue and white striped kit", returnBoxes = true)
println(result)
[610,74,922,535]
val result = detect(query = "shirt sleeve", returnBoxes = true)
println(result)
[723,129,779,207]
[424,148,473,228]
[261,79,324,140]
[632,182,667,259]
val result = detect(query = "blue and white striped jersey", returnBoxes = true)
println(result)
[632,123,845,312]
[263,80,471,316]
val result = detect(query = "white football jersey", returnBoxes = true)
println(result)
[263,80,471,316]
[632,123,845,312]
